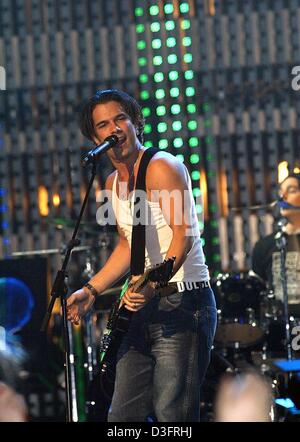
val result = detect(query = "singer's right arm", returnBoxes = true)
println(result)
[67,172,131,323]
[85,227,130,294]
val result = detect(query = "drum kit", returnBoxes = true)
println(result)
[209,271,300,421]
[212,271,300,354]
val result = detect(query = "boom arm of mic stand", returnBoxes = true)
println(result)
[40,161,98,422]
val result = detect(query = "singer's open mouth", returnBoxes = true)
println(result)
[117,137,126,147]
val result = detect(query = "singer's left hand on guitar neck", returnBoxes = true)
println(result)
[121,277,156,312]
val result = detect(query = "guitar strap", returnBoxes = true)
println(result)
[130,147,160,276]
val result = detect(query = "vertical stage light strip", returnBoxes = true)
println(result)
[0,120,11,257]
[134,1,219,265]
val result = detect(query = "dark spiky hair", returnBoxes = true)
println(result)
[79,89,145,144]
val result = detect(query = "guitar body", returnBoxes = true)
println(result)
[86,258,175,422]
[86,284,131,421]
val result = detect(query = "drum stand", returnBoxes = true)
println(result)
[275,217,292,361]
[81,251,98,382]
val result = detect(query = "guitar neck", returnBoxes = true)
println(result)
[132,277,147,292]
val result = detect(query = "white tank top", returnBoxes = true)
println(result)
[111,170,209,283]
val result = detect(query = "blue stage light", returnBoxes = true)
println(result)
[0,277,35,333]
[275,398,295,409]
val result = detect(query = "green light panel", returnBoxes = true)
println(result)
[134,0,219,265]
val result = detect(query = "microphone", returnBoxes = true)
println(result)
[230,199,300,211]
[276,198,300,210]
[81,135,119,167]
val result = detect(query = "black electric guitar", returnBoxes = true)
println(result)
[86,257,175,421]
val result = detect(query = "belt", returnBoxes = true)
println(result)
[157,280,211,298]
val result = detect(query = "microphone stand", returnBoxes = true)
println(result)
[41,161,98,422]
[274,217,293,361]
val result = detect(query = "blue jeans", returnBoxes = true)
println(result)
[107,287,217,422]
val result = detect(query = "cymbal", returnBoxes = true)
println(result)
[46,217,101,235]
[46,217,77,228]
[12,245,92,257]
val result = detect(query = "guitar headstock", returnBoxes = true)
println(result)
[148,257,175,283]
[132,257,175,291]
